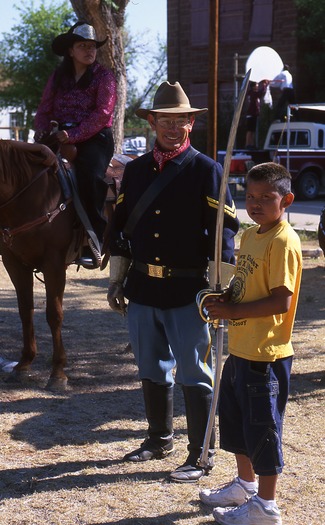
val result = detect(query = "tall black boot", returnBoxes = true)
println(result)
[124,379,174,462]
[169,385,215,482]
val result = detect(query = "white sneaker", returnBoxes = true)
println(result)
[199,477,257,507]
[213,495,282,524]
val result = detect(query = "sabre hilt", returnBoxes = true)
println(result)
[196,261,236,327]
[196,288,225,329]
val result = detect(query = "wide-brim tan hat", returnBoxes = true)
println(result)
[52,21,108,56]
[135,81,208,119]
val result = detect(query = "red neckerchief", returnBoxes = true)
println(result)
[153,138,190,171]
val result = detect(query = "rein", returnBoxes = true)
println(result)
[0,165,72,247]
[0,166,49,212]
[0,199,72,246]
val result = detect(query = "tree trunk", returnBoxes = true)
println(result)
[69,0,129,153]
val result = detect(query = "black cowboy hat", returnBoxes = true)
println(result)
[52,21,108,56]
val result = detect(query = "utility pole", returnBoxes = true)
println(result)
[207,0,219,159]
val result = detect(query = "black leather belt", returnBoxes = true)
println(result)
[133,261,206,279]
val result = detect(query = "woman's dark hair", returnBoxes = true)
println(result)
[53,54,94,92]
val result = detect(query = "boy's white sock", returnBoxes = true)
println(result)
[238,477,258,490]
[256,494,277,509]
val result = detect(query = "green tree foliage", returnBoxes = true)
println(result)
[0,0,167,145]
[0,1,75,140]
[124,32,167,130]
[70,0,167,150]
[294,0,325,100]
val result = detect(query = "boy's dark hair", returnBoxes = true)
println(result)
[247,162,292,196]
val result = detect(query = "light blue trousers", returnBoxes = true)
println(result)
[127,301,213,390]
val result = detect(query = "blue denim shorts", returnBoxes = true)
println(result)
[219,354,292,476]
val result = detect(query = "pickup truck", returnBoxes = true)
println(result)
[220,121,325,200]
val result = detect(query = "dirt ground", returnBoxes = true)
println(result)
[0,241,324,525]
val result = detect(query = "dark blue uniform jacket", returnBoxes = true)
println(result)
[110,146,239,309]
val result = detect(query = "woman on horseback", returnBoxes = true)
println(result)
[34,21,117,266]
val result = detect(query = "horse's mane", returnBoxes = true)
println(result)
[0,141,42,186]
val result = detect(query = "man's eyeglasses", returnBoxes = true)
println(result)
[155,116,191,129]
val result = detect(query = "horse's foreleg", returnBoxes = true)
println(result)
[3,258,37,372]
[43,261,68,390]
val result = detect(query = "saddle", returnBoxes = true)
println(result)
[38,128,130,270]
[101,154,130,269]
[38,128,101,269]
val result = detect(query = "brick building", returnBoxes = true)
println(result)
[166,0,309,151]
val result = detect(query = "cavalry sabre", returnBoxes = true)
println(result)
[198,69,251,469]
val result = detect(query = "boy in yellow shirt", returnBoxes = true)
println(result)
[200,162,302,525]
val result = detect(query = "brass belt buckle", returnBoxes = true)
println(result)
[147,264,165,278]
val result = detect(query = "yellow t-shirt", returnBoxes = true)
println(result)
[228,220,302,361]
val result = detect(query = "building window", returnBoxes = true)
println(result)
[190,83,208,127]
[190,82,208,108]
[10,112,24,140]
[249,0,274,41]
[219,1,244,42]
[191,0,209,46]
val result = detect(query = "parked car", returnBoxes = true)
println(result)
[123,136,146,157]
[219,121,325,199]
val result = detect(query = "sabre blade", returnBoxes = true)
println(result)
[199,70,251,470]
[213,69,251,291]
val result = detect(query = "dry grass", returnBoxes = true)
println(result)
[0,245,324,525]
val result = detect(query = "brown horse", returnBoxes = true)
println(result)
[0,141,128,390]
[0,141,81,389]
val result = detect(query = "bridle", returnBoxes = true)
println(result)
[0,165,72,247]
[0,167,48,211]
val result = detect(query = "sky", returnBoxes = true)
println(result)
[0,1,167,40]
[0,1,166,90]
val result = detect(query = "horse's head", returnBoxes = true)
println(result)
[0,141,39,204]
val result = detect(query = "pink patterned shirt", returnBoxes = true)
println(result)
[34,62,117,144]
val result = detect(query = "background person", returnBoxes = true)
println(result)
[34,21,117,265]
[245,80,269,149]
[271,64,295,121]
[318,206,325,256]
[200,162,302,525]
[107,81,239,483]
